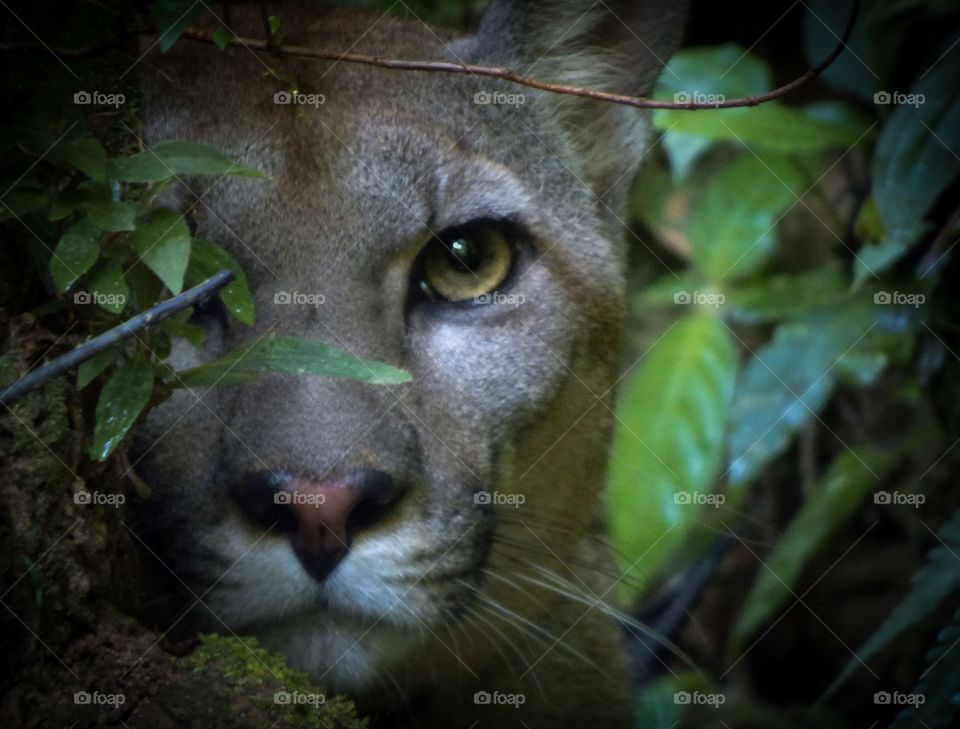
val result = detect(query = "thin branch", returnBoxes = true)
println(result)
[0,270,235,406]
[180,0,860,111]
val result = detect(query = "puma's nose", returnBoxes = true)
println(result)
[232,469,406,581]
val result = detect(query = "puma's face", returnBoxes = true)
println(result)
[133,0,684,696]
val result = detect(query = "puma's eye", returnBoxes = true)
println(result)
[415,222,515,303]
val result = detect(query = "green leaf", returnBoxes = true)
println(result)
[633,673,686,729]
[151,140,267,178]
[828,509,960,696]
[130,208,192,295]
[660,130,713,181]
[803,0,903,103]
[76,345,121,390]
[109,151,175,183]
[689,153,806,281]
[212,26,230,51]
[51,218,101,293]
[185,238,255,325]
[153,0,206,53]
[110,140,267,182]
[83,199,136,232]
[0,186,48,221]
[162,318,207,350]
[84,258,130,314]
[55,137,107,181]
[89,354,155,461]
[126,261,164,311]
[888,606,960,729]
[656,103,871,153]
[725,267,848,323]
[658,44,773,99]
[48,189,94,221]
[175,333,412,388]
[607,314,737,596]
[267,15,280,34]
[653,46,871,150]
[855,57,960,283]
[726,299,915,484]
[732,447,898,647]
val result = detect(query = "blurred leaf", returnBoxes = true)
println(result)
[689,153,806,281]
[654,46,870,150]
[888,606,960,729]
[76,345,120,390]
[630,163,697,261]
[186,238,255,325]
[725,267,848,323]
[162,318,207,350]
[732,447,898,647]
[267,15,280,34]
[50,218,100,293]
[854,196,887,244]
[608,315,737,596]
[126,261,163,311]
[48,189,94,221]
[656,103,871,152]
[153,0,206,53]
[175,333,412,388]
[803,0,902,103]
[836,296,923,385]
[828,509,960,695]
[661,131,714,181]
[89,354,154,461]
[655,45,758,152]
[84,258,129,314]
[634,272,706,309]
[856,57,960,283]
[54,137,107,181]
[658,44,772,99]
[726,299,916,484]
[130,208,191,295]
[110,140,267,182]
[83,199,136,232]
[869,0,960,15]
[633,674,686,729]
[0,186,48,221]
[213,26,230,51]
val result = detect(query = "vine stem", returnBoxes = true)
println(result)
[0,270,235,406]
[180,0,860,111]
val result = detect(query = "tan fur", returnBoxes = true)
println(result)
[132,2,686,726]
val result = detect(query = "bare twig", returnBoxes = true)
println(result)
[1,3,861,110]
[181,0,860,111]
[0,270,235,406]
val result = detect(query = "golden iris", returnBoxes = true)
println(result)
[418,225,513,302]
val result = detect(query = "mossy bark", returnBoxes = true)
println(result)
[0,324,365,728]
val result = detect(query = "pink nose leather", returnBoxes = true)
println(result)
[285,476,359,559]
[231,468,404,582]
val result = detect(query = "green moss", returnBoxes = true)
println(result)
[186,634,368,729]
[0,349,70,457]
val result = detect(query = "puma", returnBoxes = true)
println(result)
[133,1,686,726]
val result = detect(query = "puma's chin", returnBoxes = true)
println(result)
[254,610,427,692]
[236,572,474,691]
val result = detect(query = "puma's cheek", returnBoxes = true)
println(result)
[421,321,567,415]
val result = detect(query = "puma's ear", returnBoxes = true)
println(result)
[467,0,687,213]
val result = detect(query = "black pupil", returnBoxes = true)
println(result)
[447,237,482,273]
